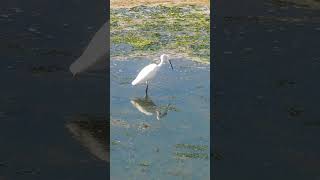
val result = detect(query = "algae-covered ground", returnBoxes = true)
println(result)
[111,5,210,63]
[111,0,209,8]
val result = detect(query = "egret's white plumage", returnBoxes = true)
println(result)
[131,54,173,95]
[132,63,158,86]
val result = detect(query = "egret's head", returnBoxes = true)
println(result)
[160,54,169,61]
[160,54,173,70]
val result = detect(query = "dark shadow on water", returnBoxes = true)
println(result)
[0,0,108,179]
[214,0,320,179]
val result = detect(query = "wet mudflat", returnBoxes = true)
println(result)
[110,5,210,63]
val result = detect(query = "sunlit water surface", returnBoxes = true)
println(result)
[110,58,210,179]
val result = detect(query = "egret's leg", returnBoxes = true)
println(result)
[73,74,78,80]
[145,81,149,96]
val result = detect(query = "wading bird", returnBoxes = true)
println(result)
[131,54,174,95]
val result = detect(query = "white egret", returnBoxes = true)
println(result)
[131,54,173,95]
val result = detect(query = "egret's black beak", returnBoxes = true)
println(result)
[169,60,174,70]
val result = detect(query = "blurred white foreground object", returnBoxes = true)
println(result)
[70,21,108,76]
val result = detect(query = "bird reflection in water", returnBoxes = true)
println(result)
[66,115,109,162]
[130,95,171,120]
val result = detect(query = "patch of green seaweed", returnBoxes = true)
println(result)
[173,143,209,160]
[111,5,210,63]
[175,144,208,151]
[139,160,151,166]
[174,152,209,160]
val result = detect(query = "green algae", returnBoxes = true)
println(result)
[111,5,210,63]
[173,144,209,160]
[174,152,209,160]
[175,144,208,151]
[139,160,151,166]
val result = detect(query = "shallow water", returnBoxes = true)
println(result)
[110,58,210,179]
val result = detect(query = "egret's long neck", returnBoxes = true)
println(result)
[158,57,164,67]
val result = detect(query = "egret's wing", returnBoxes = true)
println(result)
[70,21,108,75]
[132,64,157,84]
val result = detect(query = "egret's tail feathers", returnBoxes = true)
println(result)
[132,79,138,86]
